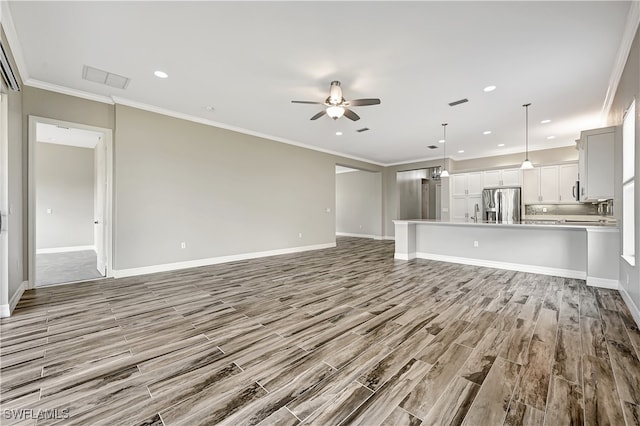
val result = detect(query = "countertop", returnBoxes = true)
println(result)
[393,218,618,230]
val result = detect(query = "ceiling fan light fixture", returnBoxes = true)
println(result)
[327,106,345,119]
[329,80,342,104]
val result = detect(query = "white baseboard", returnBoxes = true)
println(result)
[382,236,395,241]
[619,283,640,329]
[37,245,95,254]
[414,252,586,280]
[586,276,619,289]
[394,253,414,261]
[0,280,27,318]
[113,242,337,279]
[336,232,379,239]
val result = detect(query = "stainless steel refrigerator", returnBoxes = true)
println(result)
[482,187,522,223]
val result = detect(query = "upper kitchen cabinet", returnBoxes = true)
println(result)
[523,164,578,204]
[482,168,522,187]
[577,126,617,201]
[558,163,579,203]
[451,172,483,196]
[524,166,558,203]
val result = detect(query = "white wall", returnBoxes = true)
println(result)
[113,105,338,271]
[36,142,94,249]
[609,22,640,326]
[336,169,382,238]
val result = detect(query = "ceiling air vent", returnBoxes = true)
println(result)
[427,145,438,149]
[356,127,370,133]
[82,65,130,89]
[448,98,469,107]
[0,41,20,91]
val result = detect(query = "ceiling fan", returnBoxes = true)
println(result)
[291,80,381,121]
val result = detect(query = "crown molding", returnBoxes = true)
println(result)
[25,79,114,104]
[111,96,386,167]
[601,0,640,120]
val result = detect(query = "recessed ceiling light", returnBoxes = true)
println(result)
[458,150,465,153]
[154,70,168,79]
[336,131,343,136]
[483,85,496,92]
[204,105,215,111]
[541,119,551,124]
[438,139,445,143]
[483,130,492,135]
[498,143,505,147]
[547,135,556,140]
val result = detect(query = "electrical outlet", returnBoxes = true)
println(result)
[298,233,303,239]
[46,208,52,214]
[542,207,547,213]
[325,207,331,213]
[180,242,186,249]
[359,224,363,229]
[473,241,479,248]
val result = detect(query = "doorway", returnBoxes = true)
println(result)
[335,165,383,239]
[28,116,113,288]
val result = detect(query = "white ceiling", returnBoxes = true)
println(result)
[36,122,103,149]
[5,1,633,165]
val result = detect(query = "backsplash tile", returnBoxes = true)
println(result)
[525,202,613,216]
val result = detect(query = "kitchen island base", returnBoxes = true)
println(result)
[394,220,619,288]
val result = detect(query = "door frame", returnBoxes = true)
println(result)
[0,93,8,310]
[28,115,114,289]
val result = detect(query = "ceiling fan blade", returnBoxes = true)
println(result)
[310,110,326,120]
[343,108,360,121]
[346,98,381,107]
[292,100,324,104]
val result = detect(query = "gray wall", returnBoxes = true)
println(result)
[336,170,382,237]
[36,142,95,249]
[609,24,640,319]
[2,25,24,310]
[113,105,338,270]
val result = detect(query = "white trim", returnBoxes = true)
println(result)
[601,0,640,120]
[622,254,636,267]
[0,2,29,86]
[586,277,619,290]
[382,236,396,241]
[394,253,414,261]
[112,96,385,167]
[28,116,115,290]
[619,283,640,329]
[36,245,95,254]
[413,252,586,280]
[25,79,114,105]
[336,232,378,239]
[0,280,26,318]
[113,242,336,279]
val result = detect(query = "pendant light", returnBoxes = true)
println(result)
[440,123,449,177]
[520,103,534,169]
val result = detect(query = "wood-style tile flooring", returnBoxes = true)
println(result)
[1,237,640,425]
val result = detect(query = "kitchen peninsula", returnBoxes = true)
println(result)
[394,219,619,289]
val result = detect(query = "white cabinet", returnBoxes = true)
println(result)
[523,163,578,204]
[452,172,483,196]
[502,169,522,186]
[451,195,482,222]
[578,126,616,201]
[482,168,522,187]
[540,166,559,202]
[558,163,579,203]
[450,172,482,222]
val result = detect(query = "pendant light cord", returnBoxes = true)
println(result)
[523,103,531,160]
[442,123,447,170]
